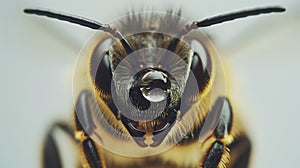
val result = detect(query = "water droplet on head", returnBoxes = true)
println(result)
[141,88,168,102]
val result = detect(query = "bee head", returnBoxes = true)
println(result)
[88,11,225,148]
[24,6,285,155]
[106,29,199,147]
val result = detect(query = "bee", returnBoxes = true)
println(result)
[24,6,285,168]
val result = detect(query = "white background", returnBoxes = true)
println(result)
[0,0,299,167]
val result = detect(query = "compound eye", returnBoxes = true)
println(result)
[180,39,211,109]
[190,40,211,92]
[191,40,208,72]
[140,71,170,102]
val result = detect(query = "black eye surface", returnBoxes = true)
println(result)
[90,38,114,95]
[94,53,112,93]
[190,40,211,94]
[88,38,120,117]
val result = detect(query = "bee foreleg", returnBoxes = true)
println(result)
[201,97,233,168]
[81,138,105,168]
[227,135,251,168]
[202,140,230,168]
[74,90,106,168]
[42,121,78,168]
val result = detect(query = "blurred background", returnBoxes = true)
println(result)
[0,0,299,167]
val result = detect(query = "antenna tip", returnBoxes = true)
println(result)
[24,9,34,14]
[274,7,286,12]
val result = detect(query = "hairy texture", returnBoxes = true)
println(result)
[118,10,185,36]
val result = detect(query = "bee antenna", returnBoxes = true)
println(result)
[196,6,285,28]
[24,9,133,54]
[168,6,285,51]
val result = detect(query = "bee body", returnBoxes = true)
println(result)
[71,12,248,168]
[24,6,285,168]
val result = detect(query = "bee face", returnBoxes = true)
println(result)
[72,11,226,156]
[23,6,285,167]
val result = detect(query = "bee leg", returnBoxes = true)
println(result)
[227,135,251,168]
[202,137,251,168]
[74,90,106,168]
[43,121,78,168]
[201,97,233,168]
[202,140,229,168]
[81,138,105,168]
[202,97,251,168]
